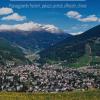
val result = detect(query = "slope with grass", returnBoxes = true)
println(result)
[0,90,99,100]
[39,25,100,67]
[0,38,29,65]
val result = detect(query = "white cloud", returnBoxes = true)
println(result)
[66,11,82,19]
[79,15,98,22]
[2,13,26,21]
[42,24,61,33]
[0,7,13,16]
[0,22,62,34]
[66,11,100,22]
[70,31,83,35]
[0,8,62,33]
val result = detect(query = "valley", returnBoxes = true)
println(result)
[0,25,100,93]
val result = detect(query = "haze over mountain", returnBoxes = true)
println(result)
[39,25,100,67]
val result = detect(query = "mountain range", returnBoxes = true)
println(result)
[0,30,70,52]
[0,29,70,65]
[0,25,100,67]
[39,25,100,67]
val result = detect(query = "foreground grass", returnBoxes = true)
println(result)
[0,90,100,100]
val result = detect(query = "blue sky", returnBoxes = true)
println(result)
[0,0,100,35]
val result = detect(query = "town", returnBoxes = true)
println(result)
[0,64,100,92]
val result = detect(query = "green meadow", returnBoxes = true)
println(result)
[0,90,99,100]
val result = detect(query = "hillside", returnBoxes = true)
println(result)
[0,38,29,66]
[0,30,70,52]
[39,25,100,67]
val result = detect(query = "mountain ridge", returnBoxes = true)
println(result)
[39,25,100,67]
[0,30,71,52]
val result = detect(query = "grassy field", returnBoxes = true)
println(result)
[67,54,91,68]
[0,90,100,100]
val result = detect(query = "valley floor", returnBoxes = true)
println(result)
[0,90,100,100]
[0,64,100,92]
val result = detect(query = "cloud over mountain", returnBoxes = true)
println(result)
[70,31,83,35]
[0,22,62,34]
[0,7,62,34]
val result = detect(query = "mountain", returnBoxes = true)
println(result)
[39,25,100,67]
[0,30,70,52]
[0,38,29,66]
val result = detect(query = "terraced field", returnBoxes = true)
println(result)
[0,90,100,100]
